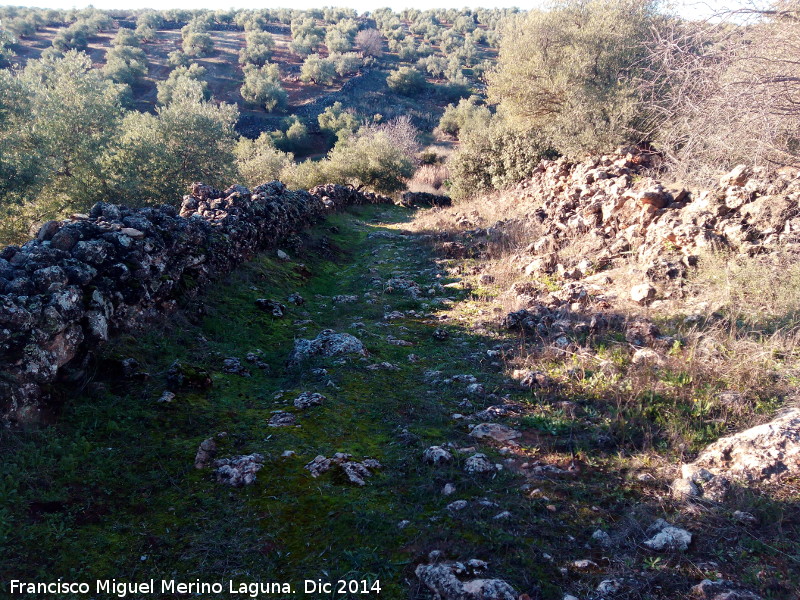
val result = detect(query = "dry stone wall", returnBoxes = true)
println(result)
[0,181,390,423]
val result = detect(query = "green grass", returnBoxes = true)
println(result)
[2,204,799,600]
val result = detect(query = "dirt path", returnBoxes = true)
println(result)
[1,204,794,600]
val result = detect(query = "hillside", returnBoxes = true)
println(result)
[5,16,496,140]
[2,2,800,600]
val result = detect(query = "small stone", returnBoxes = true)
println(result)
[671,477,701,499]
[293,392,325,409]
[281,450,296,458]
[213,453,264,486]
[268,412,297,427]
[591,529,612,547]
[157,391,175,403]
[397,520,411,529]
[277,249,289,260]
[464,453,495,474]
[733,510,758,525]
[442,483,456,496]
[423,446,454,465]
[630,283,656,305]
[446,500,468,512]
[643,519,692,551]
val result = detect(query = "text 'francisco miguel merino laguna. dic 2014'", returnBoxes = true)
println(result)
[9,578,383,597]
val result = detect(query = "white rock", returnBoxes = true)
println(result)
[643,520,692,551]
[423,445,454,465]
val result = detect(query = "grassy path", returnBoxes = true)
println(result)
[3,203,797,600]
[1,205,547,599]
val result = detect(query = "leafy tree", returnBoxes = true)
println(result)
[183,32,213,57]
[235,132,293,188]
[271,116,311,153]
[112,27,140,47]
[300,53,336,85]
[104,45,148,86]
[487,0,659,156]
[0,51,124,241]
[318,101,359,141]
[438,96,492,137]
[241,63,286,112]
[355,29,383,57]
[168,50,189,67]
[157,63,208,105]
[239,31,275,66]
[325,28,352,53]
[135,24,156,42]
[290,17,323,57]
[386,67,425,95]
[52,23,89,52]
[330,52,362,77]
[107,78,238,204]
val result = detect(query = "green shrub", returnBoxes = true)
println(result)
[241,63,286,112]
[448,121,556,199]
[318,101,359,141]
[386,67,425,95]
[300,53,336,85]
[182,32,213,57]
[235,132,293,188]
[487,0,658,156]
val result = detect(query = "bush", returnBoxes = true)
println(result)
[437,96,492,137]
[103,46,148,86]
[355,28,383,57]
[300,53,336,85]
[112,27,140,47]
[157,63,208,105]
[386,67,425,95]
[487,0,658,157]
[330,52,362,77]
[448,122,556,199]
[183,32,213,57]
[235,132,293,188]
[241,63,286,112]
[318,101,359,141]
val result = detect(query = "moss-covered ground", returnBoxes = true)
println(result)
[1,204,797,600]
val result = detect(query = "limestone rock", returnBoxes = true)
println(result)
[683,408,800,484]
[293,392,326,409]
[288,329,368,364]
[213,453,264,486]
[423,446,454,465]
[470,423,522,443]
[464,453,496,474]
[643,519,692,551]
